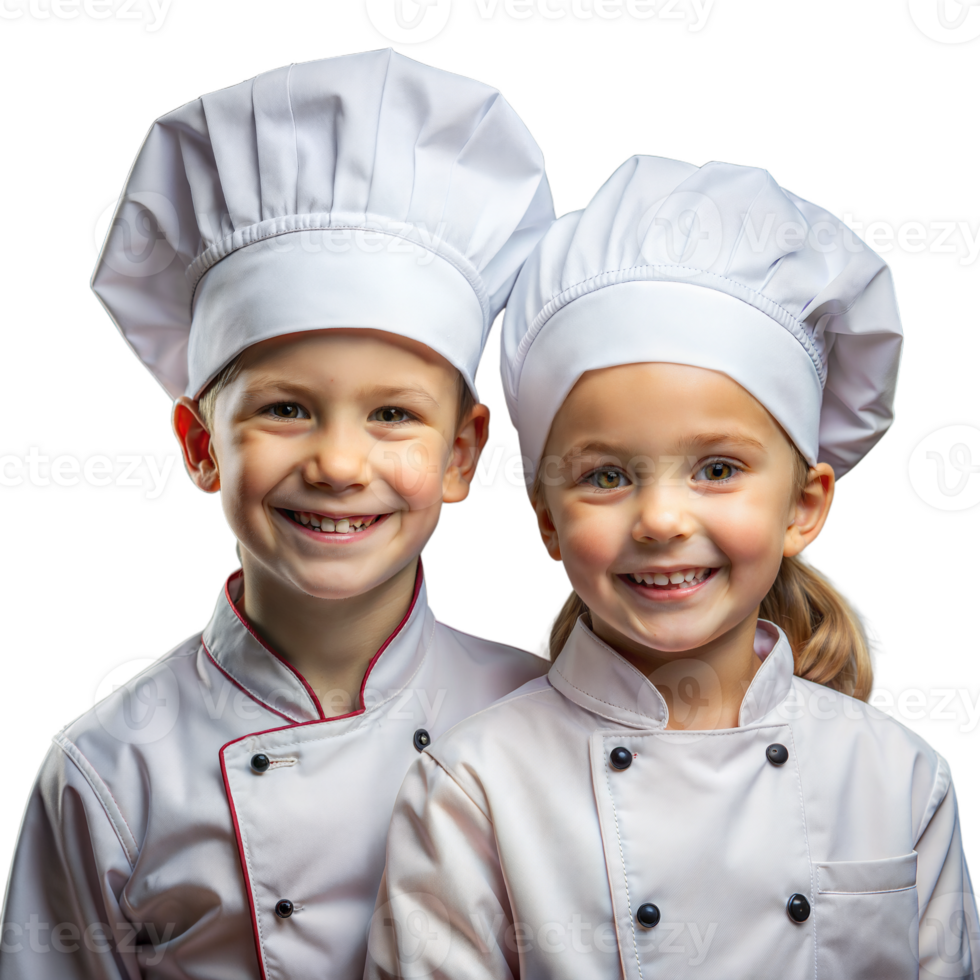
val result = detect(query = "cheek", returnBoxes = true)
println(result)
[704,491,788,572]
[555,502,629,576]
[370,437,450,511]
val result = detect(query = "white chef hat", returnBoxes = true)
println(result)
[92,49,554,399]
[502,155,902,483]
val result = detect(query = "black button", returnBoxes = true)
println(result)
[610,746,633,770]
[766,743,789,766]
[413,729,431,753]
[275,899,294,919]
[250,753,271,774]
[636,903,661,928]
[786,894,810,922]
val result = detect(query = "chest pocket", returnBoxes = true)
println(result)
[814,852,918,980]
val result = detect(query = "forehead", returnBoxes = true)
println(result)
[548,362,785,452]
[237,329,459,392]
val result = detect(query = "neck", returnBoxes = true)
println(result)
[591,612,763,731]
[238,556,419,718]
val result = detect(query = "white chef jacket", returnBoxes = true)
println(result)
[367,617,979,979]
[0,568,547,980]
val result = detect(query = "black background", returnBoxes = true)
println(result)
[0,0,980,872]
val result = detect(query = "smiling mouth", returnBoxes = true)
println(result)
[281,510,389,535]
[622,567,715,591]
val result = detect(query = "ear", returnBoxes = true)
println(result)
[532,490,563,562]
[442,403,491,504]
[783,462,835,557]
[173,396,220,493]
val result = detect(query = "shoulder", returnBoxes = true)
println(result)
[432,620,549,681]
[427,672,570,770]
[787,676,949,807]
[54,631,205,778]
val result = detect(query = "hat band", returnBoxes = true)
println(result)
[187,229,485,397]
[516,278,822,486]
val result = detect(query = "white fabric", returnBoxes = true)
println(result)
[0,572,547,979]
[502,156,903,481]
[91,48,554,398]
[367,619,978,979]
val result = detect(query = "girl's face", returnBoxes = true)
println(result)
[535,362,834,662]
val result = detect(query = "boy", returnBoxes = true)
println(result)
[0,49,552,979]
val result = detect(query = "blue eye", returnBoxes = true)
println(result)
[586,468,630,490]
[697,460,737,482]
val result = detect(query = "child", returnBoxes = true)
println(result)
[366,157,978,979]
[0,50,553,979]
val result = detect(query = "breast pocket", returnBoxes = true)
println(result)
[814,852,919,980]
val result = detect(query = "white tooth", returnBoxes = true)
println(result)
[336,519,350,533]
[669,572,685,585]
[299,512,310,525]
[653,573,669,586]
[309,515,321,527]
[322,518,336,533]
[352,519,364,528]
[643,575,655,586]
[684,569,696,582]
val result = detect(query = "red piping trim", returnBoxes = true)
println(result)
[224,571,326,719]
[214,559,425,972]
[354,560,424,719]
[202,638,295,724]
[219,746,269,980]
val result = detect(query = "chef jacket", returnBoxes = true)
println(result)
[367,617,978,979]
[0,568,547,979]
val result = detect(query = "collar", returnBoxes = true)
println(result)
[548,617,795,730]
[201,564,430,724]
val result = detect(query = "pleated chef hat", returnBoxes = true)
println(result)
[92,49,554,399]
[502,155,903,484]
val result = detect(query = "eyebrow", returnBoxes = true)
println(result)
[236,379,442,407]
[685,431,767,453]
[560,442,635,465]
[365,383,441,407]
[559,432,766,467]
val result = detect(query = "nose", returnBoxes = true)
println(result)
[302,422,370,493]
[632,483,695,544]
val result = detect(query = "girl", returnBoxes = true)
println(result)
[364,157,978,979]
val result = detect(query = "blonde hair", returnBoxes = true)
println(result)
[542,451,873,701]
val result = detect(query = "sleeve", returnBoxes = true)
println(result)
[0,740,140,980]
[364,753,518,980]
[914,760,980,979]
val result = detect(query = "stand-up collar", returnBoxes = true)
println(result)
[201,567,430,724]
[549,617,795,730]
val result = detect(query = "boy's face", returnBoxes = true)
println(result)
[174,330,487,600]
[534,362,833,663]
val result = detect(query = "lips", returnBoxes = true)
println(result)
[281,510,388,535]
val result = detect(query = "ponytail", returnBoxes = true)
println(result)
[759,555,872,700]
[549,591,590,661]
